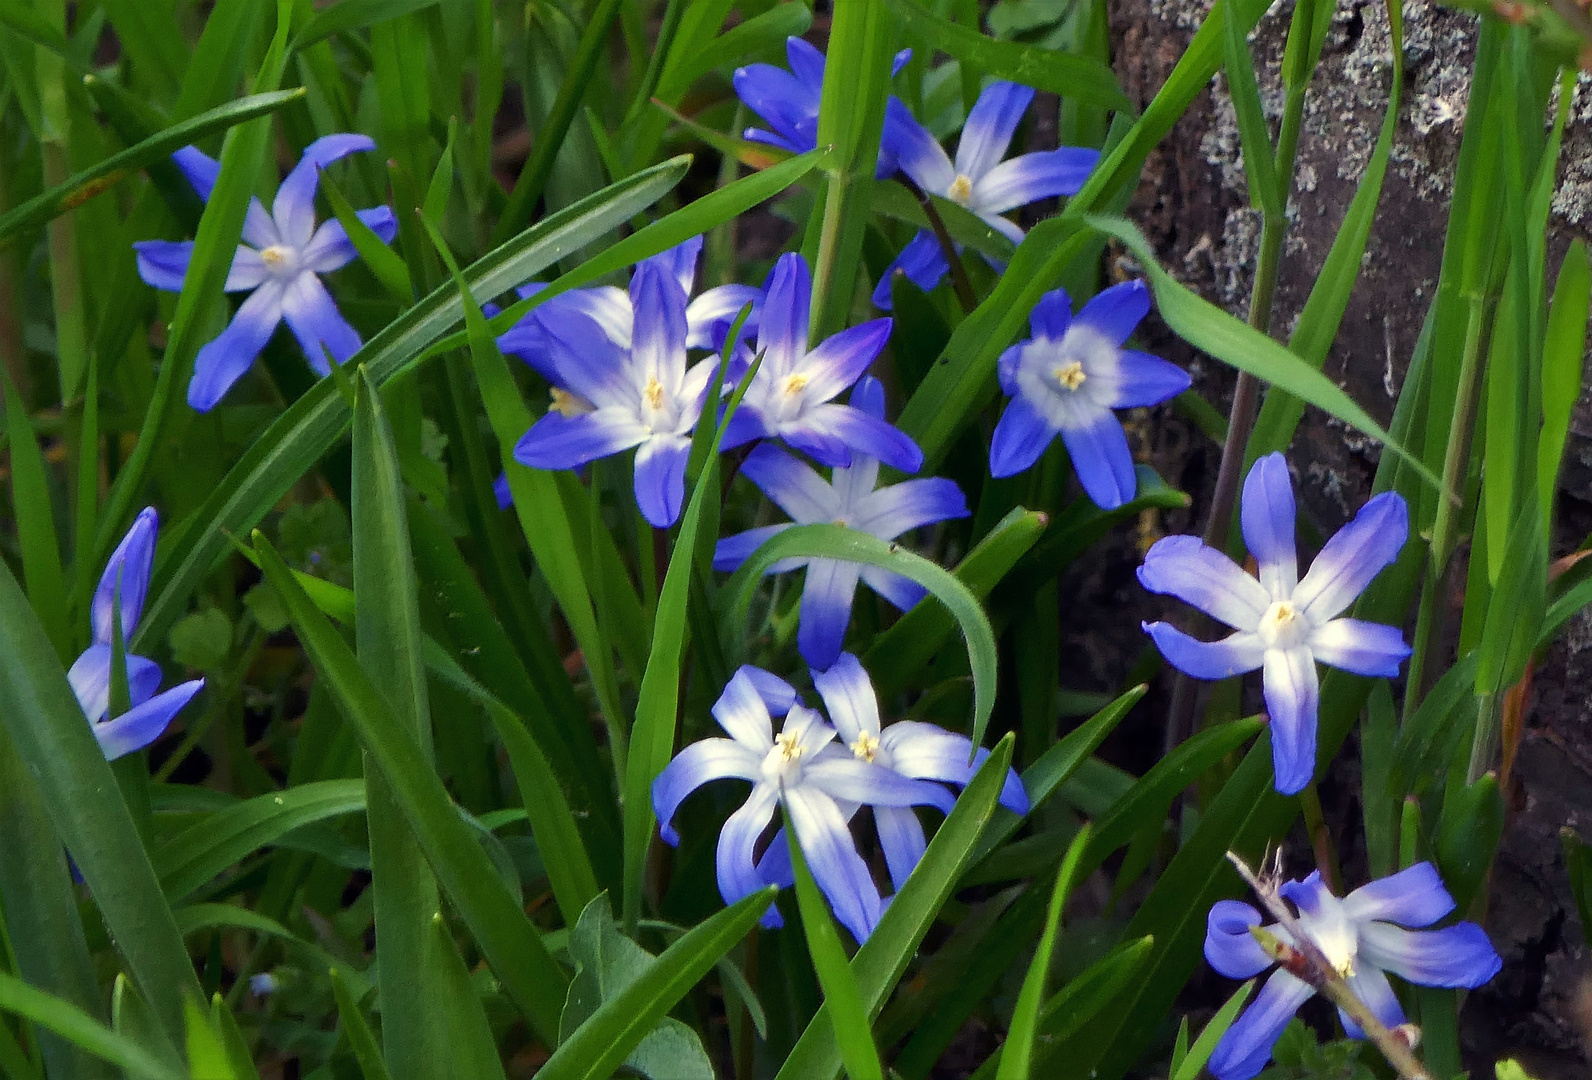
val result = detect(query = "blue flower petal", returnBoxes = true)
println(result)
[1204,899,1274,979]
[1138,534,1271,629]
[1292,491,1410,623]
[876,805,928,891]
[811,652,880,743]
[786,36,826,91]
[652,738,762,844]
[782,786,881,942]
[717,783,780,907]
[1142,623,1266,680]
[1240,452,1299,597]
[1107,351,1191,409]
[633,435,692,528]
[798,558,862,669]
[855,477,969,539]
[641,235,703,298]
[1359,921,1502,988]
[871,230,949,310]
[879,720,1029,814]
[172,146,279,246]
[300,207,398,273]
[989,394,1060,479]
[783,423,853,470]
[68,646,162,722]
[1029,288,1074,342]
[973,147,1098,213]
[740,665,799,716]
[188,280,286,412]
[1308,618,1411,677]
[1074,279,1150,345]
[94,507,158,647]
[1341,862,1454,928]
[796,403,923,474]
[806,755,957,816]
[272,134,377,248]
[713,668,777,749]
[741,443,836,522]
[686,284,762,351]
[629,263,690,397]
[1262,646,1319,795]
[797,319,893,403]
[881,98,956,195]
[280,273,363,373]
[514,409,648,471]
[955,82,1034,181]
[531,306,638,407]
[493,472,512,509]
[859,566,927,612]
[93,678,204,761]
[713,524,793,573]
[1339,966,1406,1038]
[1058,408,1137,509]
[1208,970,1315,1080]
[134,240,262,293]
[760,253,813,374]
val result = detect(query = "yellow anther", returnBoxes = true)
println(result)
[947,174,974,205]
[1054,361,1087,391]
[775,731,805,762]
[849,733,880,763]
[643,375,665,411]
[783,373,808,396]
[260,245,289,267]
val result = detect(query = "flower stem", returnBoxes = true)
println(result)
[896,176,978,314]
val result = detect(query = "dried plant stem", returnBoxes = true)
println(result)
[896,177,978,314]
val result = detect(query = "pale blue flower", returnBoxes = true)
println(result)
[134,135,397,411]
[990,281,1189,507]
[872,82,1099,309]
[653,665,954,943]
[1139,453,1411,794]
[1205,862,1501,1080]
[715,377,966,669]
[67,508,204,760]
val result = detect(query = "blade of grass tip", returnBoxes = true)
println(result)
[787,832,883,1080]
[416,213,631,792]
[251,532,567,1042]
[352,367,450,1080]
[329,969,395,1080]
[623,351,761,931]
[494,0,624,243]
[995,824,1092,1080]
[320,169,412,302]
[0,973,184,1080]
[1170,981,1255,1080]
[1538,239,1589,521]
[93,0,294,586]
[429,915,510,1080]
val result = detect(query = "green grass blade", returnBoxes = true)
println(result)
[252,533,568,1042]
[1169,981,1254,1080]
[787,834,883,1080]
[0,973,184,1080]
[723,523,1000,746]
[0,90,302,247]
[2,373,69,659]
[153,779,366,901]
[320,170,413,302]
[1220,0,1279,215]
[1537,239,1589,518]
[774,735,1015,1080]
[884,0,1132,113]
[134,158,687,653]
[291,0,442,52]
[429,915,509,1080]
[995,824,1092,1080]
[329,968,395,1080]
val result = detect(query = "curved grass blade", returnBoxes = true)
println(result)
[154,780,366,901]
[292,0,443,52]
[330,968,395,1080]
[1170,980,1254,1080]
[0,90,302,247]
[252,533,567,1042]
[134,158,689,653]
[0,973,185,1080]
[2,372,69,658]
[1538,240,1590,516]
[724,523,1000,745]
[788,833,882,1080]
[535,886,776,1080]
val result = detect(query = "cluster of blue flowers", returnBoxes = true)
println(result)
[127,35,1500,1078]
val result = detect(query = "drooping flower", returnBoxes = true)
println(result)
[512,259,725,528]
[1204,862,1501,1080]
[721,254,919,474]
[989,281,1188,507]
[67,508,204,760]
[716,377,967,669]
[134,135,398,412]
[734,37,912,178]
[498,235,762,387]
[652,665,955,943]
[871,82,1100,309]
[1139,453,1411,794]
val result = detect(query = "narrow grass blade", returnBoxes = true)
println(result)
[1538,240,1589,517]
[252,533,567,1041]
[1220,0,1279,215]
[291,0,443,51]
[788,833,882,1080]
[329,968,395,1080]
[0,972,184,1080]
[429,915,509,1080]
[1170,981,1254,1080]
[2,372,69,659]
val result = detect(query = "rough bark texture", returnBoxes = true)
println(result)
[1102,1,1592,1074]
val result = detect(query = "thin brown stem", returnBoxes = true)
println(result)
[895,177,978,314]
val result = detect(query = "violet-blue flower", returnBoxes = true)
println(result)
[67,508,204,760]
[989,281,1188,507]
[720,254,919,473]
[733,37,911,178]
[1139,453,1411,794]
[134,135,397,412]
[716,377,967,669]
[512,259,722,527]
[872,82,1099,309]
[652,665,954,943]
[1204,862,1501,1080]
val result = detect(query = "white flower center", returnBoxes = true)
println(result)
[1298,900,1359,977]
[642,376,665,412]
[947,174,974,205]
[259,244,297,276]
[1257,600,1306,649]
[775,731,804,761]
[762,730,808,785]
[783,373,808,396]
[849,733,880,763]
[1053,361,1087,391]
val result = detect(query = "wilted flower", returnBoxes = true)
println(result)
[872,82,1099,309]
[716,377,965,669]
[512,260,721,527]
[733,36,912,177]
[1204,862,1501,1080]
[134,135,397,411]
[652,666,954,943]
[1139,453,1411,794]
[721,254,918,473]
[67,509,204,760]
[989,281,1188,507]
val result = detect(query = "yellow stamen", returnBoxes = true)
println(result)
[260,245,289,267]
[775,731,804,762]
[1054,361,1086,391]
[947,174,974,205]
[849,733,880,763]
[783,373,808,396]
[643,375,665,411]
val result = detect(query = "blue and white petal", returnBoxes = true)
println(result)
[794,319,893,404]
[954,82,1033,181]
[652,738,763,844]
[1341,862,1454,928]
[1106,351,1191,409]
[881,98,956,195]
[94,507,158,646]
[280,273,363,372]
[1357,921,1502,988]
[758,254,814,376]
[68,646,163,723]
[879,720,1029,813]
[1291,491,1410,623]
[713,524,793,573]
[1241,453,1300,598]
[799,558,863,670]
[854,477,969,540]
[712,668,777,751]
[1138,535,1271,630]
[1339,966,1407,1038]
[860,566,927,612]
[989,394,1061,479]
[1207,970,1315,1080]
[1058,408,1137,509]
[189,280,287,411]
[740,444,837,524]
[1073,280,1150,346]
[513,410,649,471]
[781,786,881,943]
[1307,618,1411,678]
[1204,900,1275,979]
[272,134,377,248]
[972,147,1098,213]
[875,805,928,891]
[633,435,692,528]
[805,754,957,815]
[812,653,882,744]
[299,207,399,273]
[795,404,924,474]
[716,783,780,906]
[872,230,950,310]
[1142,624,1266,680]
[739,665,799,717]
[92,679,204,761]
[1261,646,1320,795]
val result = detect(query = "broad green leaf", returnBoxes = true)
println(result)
[135,159,689,653]
[0,972,184,1080]
[320,171,412,302]
[536,887,776,1080]
[153,780,366,901]
[667,4,812,93]
[724,523,999,746]
[788,835,882,1080]
[0,90,302,246]
[253,533,567,1041]
[183,998,235,1080]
